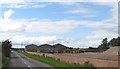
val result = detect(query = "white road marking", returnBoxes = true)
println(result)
[28,65,31,67]
[22,59,31,68]
[13,51,31,68]
[24,62,27,64]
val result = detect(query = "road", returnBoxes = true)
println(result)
[4,51,54,69]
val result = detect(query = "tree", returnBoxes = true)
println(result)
[98,38,109,49]
[117,37,120,46]
[108,37,120,46]
[2,40,12,57]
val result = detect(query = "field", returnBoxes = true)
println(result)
[26,47,119,68]
[19,51,95,69]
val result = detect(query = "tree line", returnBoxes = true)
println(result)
[98,37,120,49]
[86,37,120,52]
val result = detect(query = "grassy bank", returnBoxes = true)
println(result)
[19,51,96,69]
[2,54,10,68]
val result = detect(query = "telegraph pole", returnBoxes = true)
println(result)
[21,42,22,49]
[53,39,54,45]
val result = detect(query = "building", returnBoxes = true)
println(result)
[25,43,81,53]
[53,43,68,53]
[25,44,38,52]
[38,44,54,53]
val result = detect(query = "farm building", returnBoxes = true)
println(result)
[25,44,38,52]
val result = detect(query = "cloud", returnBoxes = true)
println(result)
[26,20,80,34]
[32,4,48,8]
[1,9,80,34]
[0,2,118,48]
[0,0,119,9]
[3,9,14,19]
[0,18,118,48]
[81,4,118,47]
[89,0,118,2]
[2,3,48,8]
[30,0,119,2]
[11,35,59,45]
[0,9,26,33]
[1,1,49,8]
[0,0,118,3]
[85,29,118,47]
[0,0,25,4]
[84,19,117,33]
[3,4,27,8]
[65,7,97,17]
[0,19,27,32]
[25,19,118,47]
[66,8,88,14]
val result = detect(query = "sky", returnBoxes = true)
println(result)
[0,0,119,48]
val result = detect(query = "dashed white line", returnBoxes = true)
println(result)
[15,51,31,68]
[28,65,31,67]
[23,62,27,64]
[23,61,31,68]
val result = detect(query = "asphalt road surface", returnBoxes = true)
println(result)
[4,51,54,69]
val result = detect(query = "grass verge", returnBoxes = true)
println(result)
[2,54,10,68]
[19,51,96,69]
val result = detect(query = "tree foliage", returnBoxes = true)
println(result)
[98,38,109,49]
[98,37,120,50]
[108,37,120,46]
[2,40,12,57]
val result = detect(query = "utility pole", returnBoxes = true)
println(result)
[21,42,22,49]
[21,42,23,51]
[53,39,54,45]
